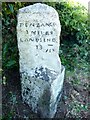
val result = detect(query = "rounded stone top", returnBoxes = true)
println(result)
[19,3,58,17]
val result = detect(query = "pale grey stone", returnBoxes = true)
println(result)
[17,3,65,118]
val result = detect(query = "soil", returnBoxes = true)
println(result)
[2,69,89,119]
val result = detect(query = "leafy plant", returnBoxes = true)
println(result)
[57,1,89,70]
[2,2,33,70]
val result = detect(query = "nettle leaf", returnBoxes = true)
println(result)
[3,43,8,59]
[6,60,16,68]
[8,4,14,13]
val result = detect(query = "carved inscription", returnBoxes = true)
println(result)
[19,22,57,53]
[19,22,56,27]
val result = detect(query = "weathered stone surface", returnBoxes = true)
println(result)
[17,3,65,118]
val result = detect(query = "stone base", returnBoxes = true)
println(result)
[21,65,65,118]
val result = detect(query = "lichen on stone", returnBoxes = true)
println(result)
[33,66,59,81]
